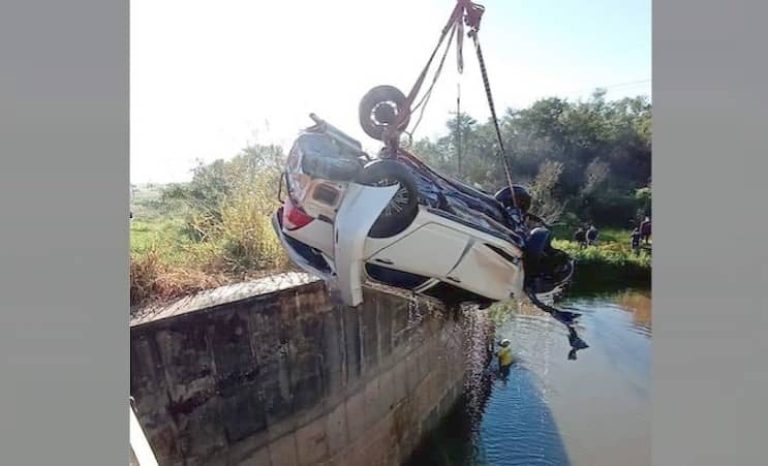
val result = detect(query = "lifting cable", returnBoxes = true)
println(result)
[408,22,458,137]
[398,0,520,210]
[456,82,462,177]
[398,2,465,129]
[469,31,516,204]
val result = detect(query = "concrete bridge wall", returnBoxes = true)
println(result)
[130,273,491,466]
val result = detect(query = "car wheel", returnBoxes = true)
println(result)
[358,159,419,238]
[524,227,552,277]
[359,85,411,141]
[525,228,575,294]
[494,185,532,212]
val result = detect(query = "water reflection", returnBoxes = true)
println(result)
[614,289,652,335]
[407,289,651,466]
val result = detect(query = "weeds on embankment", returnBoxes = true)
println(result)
[130,164,290,311]
[130,217,289,311]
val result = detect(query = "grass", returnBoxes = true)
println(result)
[131,218,189,256]
[130,250,229,309]
[549,223,651,290]
[553,234,651,292]
[129,182,290,311]
[552,225,633,244]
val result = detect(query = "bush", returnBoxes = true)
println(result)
[130,145,292,309]
[205,181,289,274]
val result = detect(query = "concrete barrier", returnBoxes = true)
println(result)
[130,273,491,466]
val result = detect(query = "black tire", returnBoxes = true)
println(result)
[359,85,411,141]
[494,185,532,213]
[524,227,552,277]
[358,160,419,238]
[525,228,575,294]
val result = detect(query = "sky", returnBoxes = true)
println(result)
[131,0,651,184]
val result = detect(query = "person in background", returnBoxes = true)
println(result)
[640,216,652,244]
[496,339,515,377]
[586,224,599,246]
[574,226,587,249]
[631,227,641,255]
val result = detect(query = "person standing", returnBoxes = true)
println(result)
[640,216,652,244]
[496,339,514,377]
[574,226,587,249]
[586,224,599,246]
[631,227,641,254]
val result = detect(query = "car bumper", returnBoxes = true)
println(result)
[271,210,334,281]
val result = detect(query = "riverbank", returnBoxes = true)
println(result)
[553,236,651,292]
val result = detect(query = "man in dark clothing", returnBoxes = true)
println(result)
[640,217,651,244]
[586,224,599,246]
[574,227,587,249]
[631,228,641,254]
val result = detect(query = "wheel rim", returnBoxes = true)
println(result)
[374,176,410,217]
[371,102,399,126]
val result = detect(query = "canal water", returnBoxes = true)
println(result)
[408,288,651,466]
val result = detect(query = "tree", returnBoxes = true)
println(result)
[161,144,286,239]
[529,161,567,223]
[415,92,651,226]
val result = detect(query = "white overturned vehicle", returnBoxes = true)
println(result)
[272,90,587,357]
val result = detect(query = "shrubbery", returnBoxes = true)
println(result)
[130,145,290,310]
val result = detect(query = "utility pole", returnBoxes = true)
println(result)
[456,83,462,177]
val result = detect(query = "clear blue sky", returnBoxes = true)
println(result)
[131,0,651,184]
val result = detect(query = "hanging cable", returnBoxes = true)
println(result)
[395,2,465,132]
[467,22,519,209]
[399,0,518,207]
[409,23,458,138]
[456,82,462,177]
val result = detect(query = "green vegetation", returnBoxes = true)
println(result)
[130,145,291,310]
[415,89,651,227]
[485,233,651,323]
[554,237,651,292]
[130,218,188,257]
[131,91,651,309]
